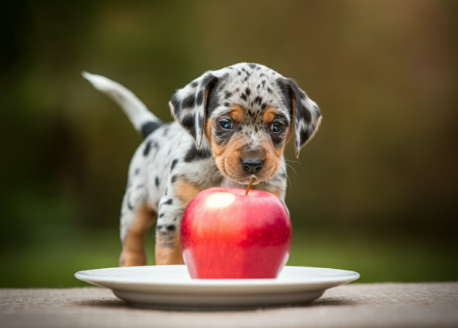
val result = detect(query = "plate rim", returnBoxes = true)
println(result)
[75,265,360,287]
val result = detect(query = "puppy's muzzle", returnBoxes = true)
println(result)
[241,158,264,174]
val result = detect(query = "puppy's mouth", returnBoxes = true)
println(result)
[234,175,261,186]
[218,162,278,186]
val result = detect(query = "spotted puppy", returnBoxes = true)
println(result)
[83,63,321,266]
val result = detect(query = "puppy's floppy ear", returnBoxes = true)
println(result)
[169,72,219,149]
[277,78,322,158]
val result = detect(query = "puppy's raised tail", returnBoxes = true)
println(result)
[82,72,163,138]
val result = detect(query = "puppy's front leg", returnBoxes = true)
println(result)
[119,201,157,267]
[155,177,203,265]
[155,195,185,265]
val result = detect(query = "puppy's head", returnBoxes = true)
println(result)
[170,63,321,185]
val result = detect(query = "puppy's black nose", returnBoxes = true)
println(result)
[242,158,263,174]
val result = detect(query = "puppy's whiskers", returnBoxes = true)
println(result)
[206,166,219,181]
[201,162,217,170]
[212,166,224,181]
[280,167,292,186]
[285,163,297,176]
[190,162,216,180]
[285,158,301,165]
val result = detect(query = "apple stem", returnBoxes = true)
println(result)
[245,177,256,196]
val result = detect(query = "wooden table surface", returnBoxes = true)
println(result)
[1,283,457,328]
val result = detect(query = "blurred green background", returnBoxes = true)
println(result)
[1,0,457,287]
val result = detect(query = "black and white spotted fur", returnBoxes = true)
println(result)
[83,63,321,265]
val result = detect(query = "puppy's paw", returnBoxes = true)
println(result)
[119,250,147,267]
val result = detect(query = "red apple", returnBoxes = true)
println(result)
[180,187,292,279]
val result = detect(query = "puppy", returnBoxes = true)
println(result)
[83,63,321,266]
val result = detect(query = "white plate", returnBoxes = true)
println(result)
[75,265,359,309]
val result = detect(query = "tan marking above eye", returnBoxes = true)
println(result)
[263,107,277,123]
[229,105,245,121]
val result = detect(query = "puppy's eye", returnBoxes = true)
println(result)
[219,119,234,130]
[271,122,284,133]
